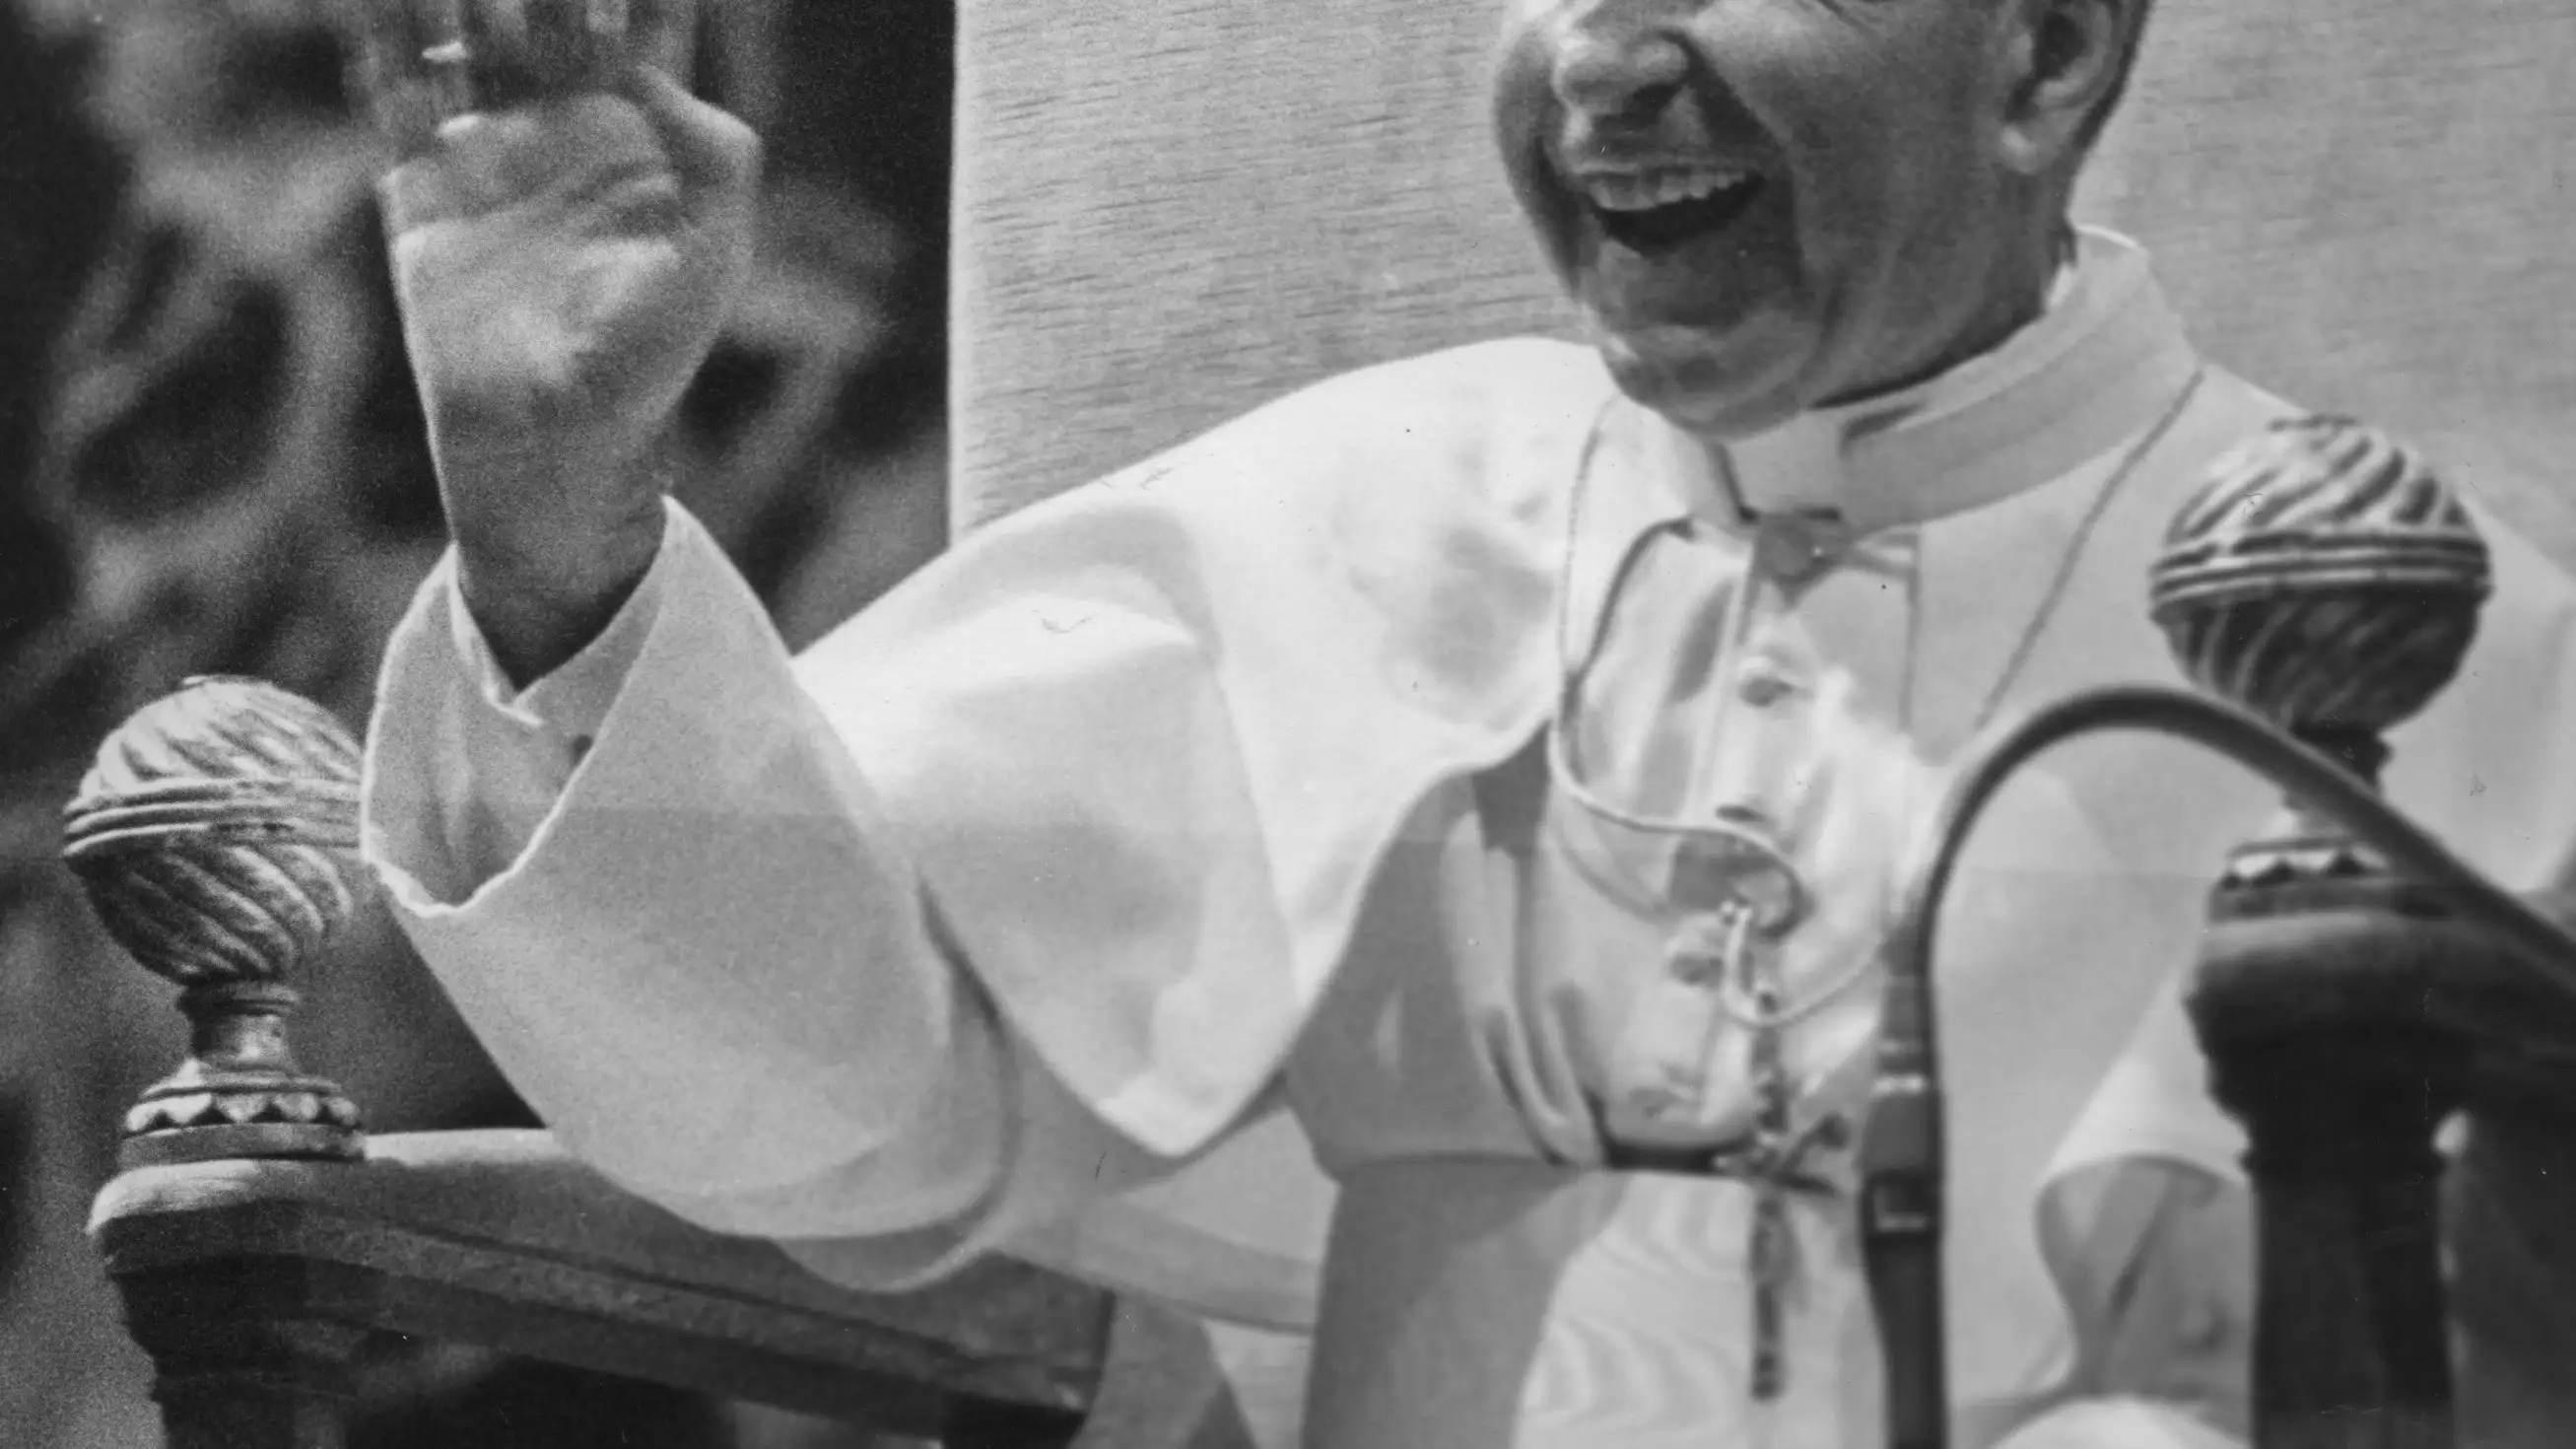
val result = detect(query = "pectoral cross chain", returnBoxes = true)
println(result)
[1699,903,1847,1405]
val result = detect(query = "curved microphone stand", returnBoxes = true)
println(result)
[1860,685,2576,1449]
[1862,417,2576,1449]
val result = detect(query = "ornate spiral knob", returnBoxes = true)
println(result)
[63,676,368,1167]
[2150,415,2490,780]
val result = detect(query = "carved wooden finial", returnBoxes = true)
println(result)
[2151,414,2491,780]
[63,675,368,1168]
[2151,416,2491,891]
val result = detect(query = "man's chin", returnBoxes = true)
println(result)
[1592,325,1811,442]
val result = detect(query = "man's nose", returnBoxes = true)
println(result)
[1551,3,1691,123]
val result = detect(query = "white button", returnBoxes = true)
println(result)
[1737,657,1798,707]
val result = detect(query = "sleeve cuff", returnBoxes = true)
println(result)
[446,501,678,747]
[368,500,699,908]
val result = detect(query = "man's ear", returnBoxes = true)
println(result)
[1994,0,2150,174]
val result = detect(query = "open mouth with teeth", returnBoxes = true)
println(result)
[1584,172,1769,253]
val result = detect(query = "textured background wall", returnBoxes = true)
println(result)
[2086,1,2576,552]
[955,0,2576,555]
[952,0,1571,527]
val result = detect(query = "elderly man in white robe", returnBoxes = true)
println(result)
[354,0,2576,1446]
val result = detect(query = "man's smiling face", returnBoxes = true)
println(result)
[1494,0,2063,439]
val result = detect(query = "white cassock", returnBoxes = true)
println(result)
[362,227,2576,1449]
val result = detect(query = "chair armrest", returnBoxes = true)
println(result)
[64,680,1284,1447]
[89,1129,1109,1438]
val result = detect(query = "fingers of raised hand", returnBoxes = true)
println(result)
[350,0,690,156]
[624,0,698,82]
[377,104,559,233]
[349,0,448,157]
[622,64,761,195]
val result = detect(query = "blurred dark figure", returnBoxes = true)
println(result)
[0,2,952,1445]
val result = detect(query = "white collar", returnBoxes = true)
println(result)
[1620,226,2203,537]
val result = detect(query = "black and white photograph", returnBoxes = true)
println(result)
[4,2,2575,1446]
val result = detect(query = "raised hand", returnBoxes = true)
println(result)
[354,0,760,682]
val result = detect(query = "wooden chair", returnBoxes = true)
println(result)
[62,678,1262,1449]
[91,1134,1107,1449]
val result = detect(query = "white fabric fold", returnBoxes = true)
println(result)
[367,511,1007,1235]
